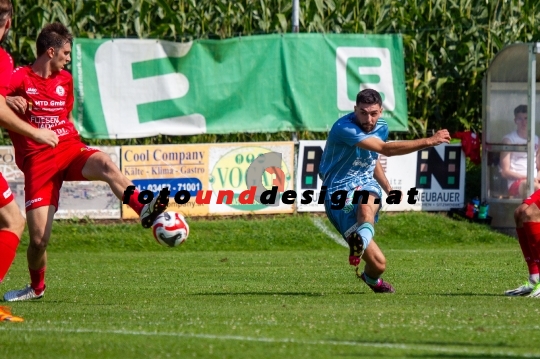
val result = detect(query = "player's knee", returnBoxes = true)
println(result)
[29,234,50,251]
[522,205,540,222]
[85,153,119,180]
[101,159,122,180]
[357,208,376,224]
[364,247,386,273]
[374,254,387,272]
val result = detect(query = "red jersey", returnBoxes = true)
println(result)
[8,66,79,167]
[0,47,13,96]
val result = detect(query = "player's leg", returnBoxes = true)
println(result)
[354,194,394,293]
[0,179,26,320]
[80,152,133,200]
[0,201,24,284]
[0,182,24,285]
[324,189,394,294]
[516,195,540,297]
[3,205,54,302]
[78,152,168,228]
[505,203,538,296]
[3,173,59,302]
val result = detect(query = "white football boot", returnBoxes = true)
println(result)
[528,283,540,297]
[4,285,45,302]
[504,281,534,296]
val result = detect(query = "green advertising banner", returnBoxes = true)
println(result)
[73,34,407,139]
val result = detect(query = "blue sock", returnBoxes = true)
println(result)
[357,222,374,249]
[362,272,380,286]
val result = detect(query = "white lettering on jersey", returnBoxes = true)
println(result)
[25,197,42,207]
[3,188,11,199]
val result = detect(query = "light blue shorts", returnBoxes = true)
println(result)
[324,182,382,240]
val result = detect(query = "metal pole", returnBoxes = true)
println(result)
[291,0,299,143]
[292,0,299,33]
[527,43,537,196]
[481,76,487,202]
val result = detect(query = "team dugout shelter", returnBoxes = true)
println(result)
[483,43,540,228]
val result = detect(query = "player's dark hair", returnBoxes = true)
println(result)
[36,22,73,56]
[356,89,383,107]
[514,104,527,116]
[0,0,12,28]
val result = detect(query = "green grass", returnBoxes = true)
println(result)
[24,212,512,252]
[1,212,538,359]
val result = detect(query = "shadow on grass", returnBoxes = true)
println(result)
[331,338,526,358]
[188,291,367,296]
[403,292,504,297]
[328,338,520,349]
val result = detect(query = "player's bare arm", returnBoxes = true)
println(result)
[373,159,391,195]
[500,137,526,180]
[0,96,58,147]
[356,130,451,157]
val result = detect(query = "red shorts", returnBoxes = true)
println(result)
[0,173,14,208]
[22,139,100,211]
[524,190,540,207]
[509,179,524,197]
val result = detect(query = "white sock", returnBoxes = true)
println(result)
[529,274,539,284]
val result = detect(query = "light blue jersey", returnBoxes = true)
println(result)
[319,112,389,197]
[319,112,388,241]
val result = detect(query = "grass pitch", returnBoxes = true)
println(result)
[0,212,538,359]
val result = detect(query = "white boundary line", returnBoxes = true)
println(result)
[311,217,348,248]
[0,326,538,358]
[310,217,519,253]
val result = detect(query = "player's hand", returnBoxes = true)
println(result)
[6,96,27,114]
[31,129,59,148]
[429,129,451,146]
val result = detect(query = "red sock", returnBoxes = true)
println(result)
[523,222,540,271]
[517,227,539,275]
[125,189,144,215]
[0,230,20,283]
[29,267,46,295]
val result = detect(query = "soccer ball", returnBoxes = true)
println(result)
[152,211,189,247]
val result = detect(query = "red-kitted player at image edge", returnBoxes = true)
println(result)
[0,0,60,321]
[506,191,540,297]
[1,22,169,303]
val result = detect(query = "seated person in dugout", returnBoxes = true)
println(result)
[499,104,540,197]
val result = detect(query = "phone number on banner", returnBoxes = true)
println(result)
[132,178,202,196]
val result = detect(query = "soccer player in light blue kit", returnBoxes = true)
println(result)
[319,89,450,293]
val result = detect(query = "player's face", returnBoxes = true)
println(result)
[354,103,382,133]
[0,17,11,44]
[515,112,527,132]
[51,42,71,72]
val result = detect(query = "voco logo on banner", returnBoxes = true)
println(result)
[208,143,294,214]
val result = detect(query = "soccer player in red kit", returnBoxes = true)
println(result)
[3,22,168,302]
[505,192,540,297]
[0,0,59,320]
